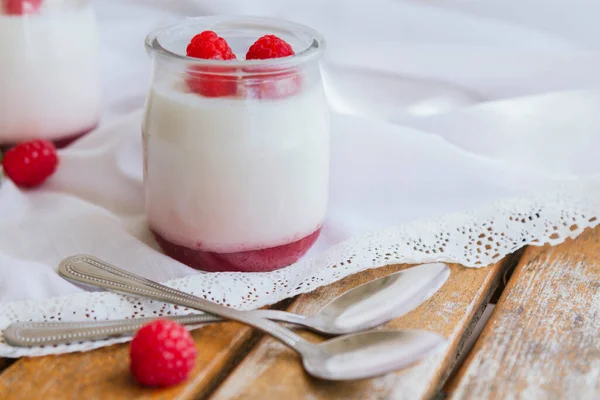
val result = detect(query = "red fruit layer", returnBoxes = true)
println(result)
[152,227,321,272]
[0,123,97,152]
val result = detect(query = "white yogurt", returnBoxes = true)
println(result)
[143,81,330,253]
[0,2,101,144]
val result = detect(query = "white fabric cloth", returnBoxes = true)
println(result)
[2,0,600,356]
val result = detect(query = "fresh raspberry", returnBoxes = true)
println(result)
[245,35,300,100]
[130,319,197,387]
[2,139,58,188]
[245,35,295,60]
[185,30,237,98]
[3,0,43,15]
[186,31,236,60]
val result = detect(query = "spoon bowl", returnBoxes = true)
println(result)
[305,262,449,334]
[304,329,445,380]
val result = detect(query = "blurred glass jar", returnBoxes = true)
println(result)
[0,0,101,148]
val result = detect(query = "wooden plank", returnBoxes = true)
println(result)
[0,358,8,372]
[0,322,255,400]
[449,227,600,399]
[209,261,510,400]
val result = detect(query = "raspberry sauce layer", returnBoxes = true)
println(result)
[152,228,321,272]
[53,125,96,148]
[0,124,97,152]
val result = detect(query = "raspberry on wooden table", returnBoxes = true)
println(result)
[3,0,43,15]
[185,30,238,98]
[130,319,197,387]
[2,139,58,188]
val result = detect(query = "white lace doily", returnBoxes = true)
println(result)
[1,179,599,358]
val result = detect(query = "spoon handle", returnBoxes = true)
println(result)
[247,309,308,325]
[4,311,307,347]
[4,314,220,347]
[58,255,310,354]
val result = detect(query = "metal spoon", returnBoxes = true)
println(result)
[47,254,445,380]
[4,261,449,346]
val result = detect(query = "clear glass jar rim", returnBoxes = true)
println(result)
[145,16,326,68]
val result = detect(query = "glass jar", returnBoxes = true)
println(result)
[143,16,330,273]
[0,0,101,148]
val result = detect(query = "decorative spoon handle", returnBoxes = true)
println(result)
[4,310,307,347]
[56,255,311,354]
[4,314,219,347]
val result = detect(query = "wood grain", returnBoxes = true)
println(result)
[449,227,600,399]
[0,322,254,400]
[209,262,508,400]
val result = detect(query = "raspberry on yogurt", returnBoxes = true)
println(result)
[185,30,238,98]
[245,34,302,100]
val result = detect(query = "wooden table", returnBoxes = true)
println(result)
[2,226,600,399]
